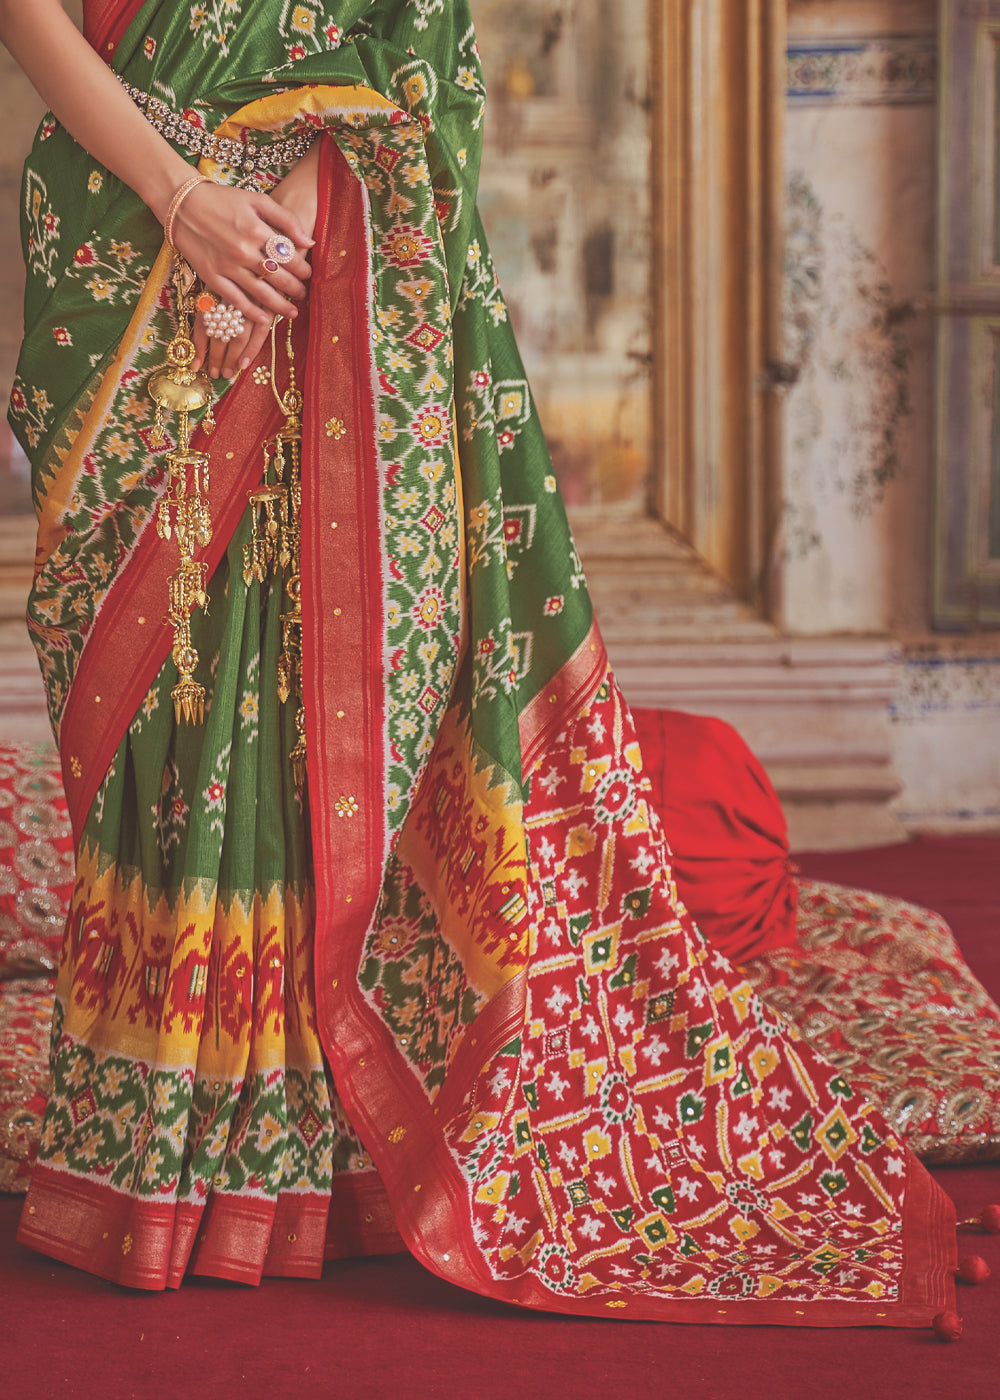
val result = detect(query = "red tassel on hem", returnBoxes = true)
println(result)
[932,1311,963,1342]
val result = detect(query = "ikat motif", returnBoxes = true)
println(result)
[9,0,958,1321]
[398,675,918,1310]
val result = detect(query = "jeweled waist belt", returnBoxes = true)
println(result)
[119,78,319,181]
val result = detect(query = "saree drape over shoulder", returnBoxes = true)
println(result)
[11,0,955,1322]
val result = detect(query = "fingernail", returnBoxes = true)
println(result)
[239,357,250,371]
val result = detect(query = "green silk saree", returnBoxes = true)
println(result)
[10,0,956,1322]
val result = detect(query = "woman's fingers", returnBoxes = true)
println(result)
[190,319,209,373]
[238,317,274,375]
[170,186,308,311]
[165,179,319,363]
[247,225,311,297]
[204,320,252,381]
[249,200,313,286]
[204,273,273,327]
[228,264,302,321]
[220,320,255,380]
[199,310,286,382]
[263,251,312,289]
[178,159,320,381]
[205,326,230,381]
[253,261,308,305]
[201,314,276,382]
[200,311,276,382]
[250,191,314,252]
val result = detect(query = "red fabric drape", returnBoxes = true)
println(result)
[83,0,144,56]
[632,708,799,963]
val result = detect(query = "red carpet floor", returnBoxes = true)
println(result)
[2,836,998,1400]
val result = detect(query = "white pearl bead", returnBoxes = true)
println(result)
[202,300,244,342]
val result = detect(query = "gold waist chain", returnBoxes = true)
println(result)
[147,258,307,785]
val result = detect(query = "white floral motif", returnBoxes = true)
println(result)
[189,1,242,56]
[201,740,233,838]
[409,0,445,33]
[8,378,54,450]
[458,239,509,327]
[24,171,61,289]
[391,57,440,116]
[237,648,260,744]
[494,379,531,456]
[462,365,495,443]
[288,4,346,52]
[65,234,151,307]
[150,755,188,860]
[455,22,485,129]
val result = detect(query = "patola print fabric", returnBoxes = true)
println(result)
[10,0,955,1321]
[4,742,998,1197]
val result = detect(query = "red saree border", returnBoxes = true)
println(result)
[519,620,607,774]
[315,626,956,1319]
[18,1077,956,1317]
[19,1162,180,1289]
[18,1160,338,1289]
[305,132,520,1305]
[897,1153,957,1316]
[324,1172,404,1261]
[85,0,145,59]
[185,1190,330,1285]
[304,136,389,995]
[318,991,958,1323]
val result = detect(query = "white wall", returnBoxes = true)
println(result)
[784,0,1000,830]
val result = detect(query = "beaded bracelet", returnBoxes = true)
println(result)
[164,173,211,248]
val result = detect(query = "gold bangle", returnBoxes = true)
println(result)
[164,173,211,248]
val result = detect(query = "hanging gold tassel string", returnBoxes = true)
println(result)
[243,318,306,786]
[148,255,216,724]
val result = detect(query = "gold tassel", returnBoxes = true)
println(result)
[148,254,215,724]
[289,703,307,791]
[243,319,307,786]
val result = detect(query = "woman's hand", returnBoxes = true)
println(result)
[191,140,323,380]
[0,0,326,380]
[267,138,321,246]
[173,181,313,319]
[178,180,310,379]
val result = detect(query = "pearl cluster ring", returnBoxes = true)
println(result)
[196,293,246,342]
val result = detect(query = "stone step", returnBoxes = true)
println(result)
[592,600,762,628]
[598,620,781,646]
[570,509,697,548]
[767,763,900,804]
[0,646,49,743]
[571,509,905,850]
[573,510,778,649]
[586,561,732,585]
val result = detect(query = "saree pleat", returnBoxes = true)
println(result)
[12,0,957,1321]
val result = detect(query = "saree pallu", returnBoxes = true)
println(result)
[11,0,956,1322]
